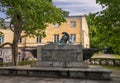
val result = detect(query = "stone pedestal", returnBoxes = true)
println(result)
[33,43,88,68]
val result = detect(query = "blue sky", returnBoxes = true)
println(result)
[0,0,102,18]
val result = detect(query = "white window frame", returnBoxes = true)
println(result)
[36,35,41,43]
[0,36,4,44]
[69,34,76,43]
[54,34,59,43]
[18,37,22,43]
[54,23,59,28]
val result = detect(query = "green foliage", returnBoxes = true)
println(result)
[0,18,6,29]
[0,62,12,67]
[0,32,3,36]
[18,60,36,66]
[0,0,66,37]
[87,0,120,54]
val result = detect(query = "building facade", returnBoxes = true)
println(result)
[0,16,89,62]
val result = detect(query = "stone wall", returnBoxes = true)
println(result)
[0,48,12,62]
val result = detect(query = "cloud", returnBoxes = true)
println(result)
[53,0,102,15]
[53,0,94,3]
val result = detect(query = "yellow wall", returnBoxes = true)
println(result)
[81,17,90,48]
[0,16,90,48]
[42,16,81,43]
[0,29,13,47]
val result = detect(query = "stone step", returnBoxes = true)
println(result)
[0,66,112,80]
[32,61,88,68]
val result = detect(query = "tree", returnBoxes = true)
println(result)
[0,0,66,65]
[87,0,120,54]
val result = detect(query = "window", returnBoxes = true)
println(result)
[0,36,4,45]
[18,37,22,43]
[70,21,76,27]
[36,35,41,43]
[0,50,2,56]
[69,34,76,43]
[54,34,59,43]
[54,23,59,28]
[18,52,21,62]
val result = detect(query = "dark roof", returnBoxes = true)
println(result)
[65,15,82,18]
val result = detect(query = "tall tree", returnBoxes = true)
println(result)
[87,0,120,54]
[0,0,66,65]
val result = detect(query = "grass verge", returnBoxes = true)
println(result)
[101,65,120,71]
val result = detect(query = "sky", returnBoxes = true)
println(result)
[0,0,102,18]
[53,0,102,16]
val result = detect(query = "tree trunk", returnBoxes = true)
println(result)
[12,36,19,66]
[12,14,22,66]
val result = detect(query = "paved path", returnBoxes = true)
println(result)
[0,70,120,83]
[111,70,120,80]
[0,76,116,83]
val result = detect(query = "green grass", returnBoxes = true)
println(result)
[101,65,120,71]
[114,54,120,59]
[91,64,120,71]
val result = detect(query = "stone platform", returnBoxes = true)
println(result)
[0,66,112,80]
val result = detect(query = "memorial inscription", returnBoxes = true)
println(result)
[41,49,78,61]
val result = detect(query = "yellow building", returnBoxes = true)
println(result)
[0,16,89,62]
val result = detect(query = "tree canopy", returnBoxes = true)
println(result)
[0,0,66,36]
[0,0,66,65]
[87,0,120,54]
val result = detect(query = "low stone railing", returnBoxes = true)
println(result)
[89,58,120,66]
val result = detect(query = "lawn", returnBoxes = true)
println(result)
[101,65,120,71]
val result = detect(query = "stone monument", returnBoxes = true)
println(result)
[33,32,88,68]
[34,43,89,68]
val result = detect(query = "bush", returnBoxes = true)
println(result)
[18,60,36,66]
[0,62,12,67]
[0,60,36,67]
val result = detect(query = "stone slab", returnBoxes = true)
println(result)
[33,61,88,68]
[0,66,112,80]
